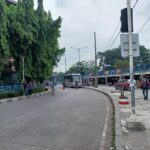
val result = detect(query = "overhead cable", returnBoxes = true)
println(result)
[138,17,150,33]
[104,22,120,51]
[133,0,139,9]
[107,31,120,50]
[86,0,105,47]
[104,0,139,50]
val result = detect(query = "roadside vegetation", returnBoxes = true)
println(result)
[67,46,150,75]
[0,87,46,99]
[0,0,65,83]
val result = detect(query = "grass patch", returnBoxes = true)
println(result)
[111,105,116,150]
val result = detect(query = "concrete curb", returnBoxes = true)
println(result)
[0,91,51,104]
[85,87,124,150]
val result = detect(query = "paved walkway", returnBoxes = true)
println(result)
[97,85,150,150]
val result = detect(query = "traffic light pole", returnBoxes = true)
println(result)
[127,0,135,114]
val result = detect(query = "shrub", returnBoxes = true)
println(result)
[32,87,46,94]
[0,91,21,99]
[0,87,46,99]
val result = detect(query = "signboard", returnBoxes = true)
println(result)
[120,33,140,57]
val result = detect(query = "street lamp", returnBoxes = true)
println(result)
[71,47,87,74]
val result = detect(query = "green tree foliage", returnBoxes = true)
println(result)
[2,0,65,83]
[97,46,150,69]
[0,0,9,72]
[67,61,95,75]
[68,46,150,76]
[113,59,129,69]
[31,0,65,82]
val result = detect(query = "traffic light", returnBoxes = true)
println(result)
[120,8,133,33]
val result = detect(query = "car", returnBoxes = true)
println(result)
[114,79,130,91]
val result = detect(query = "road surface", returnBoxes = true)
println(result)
[0,87,113,150]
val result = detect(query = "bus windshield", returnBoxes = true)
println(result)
[64,74,83,88]
[73,75,81,82]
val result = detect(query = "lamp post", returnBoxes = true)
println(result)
[71,47,87,74]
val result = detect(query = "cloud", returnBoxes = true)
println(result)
[55,0,71,7]
[41,0,150,72]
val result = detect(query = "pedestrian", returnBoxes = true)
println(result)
[50,81,55,95]
[62,82,65,90]
[26,81,32,95]
[28,81,32,95]
[140,75,149,100]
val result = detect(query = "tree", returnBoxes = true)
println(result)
[67,61,95,76]
[31,0,65,82]
[97,46,150,68]
[0,0,9,72]
[6,0,65,83]
[7,0,35,81]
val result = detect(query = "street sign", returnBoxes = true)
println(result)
[120,33,140,57]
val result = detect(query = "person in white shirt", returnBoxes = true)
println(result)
[127,79,136,87]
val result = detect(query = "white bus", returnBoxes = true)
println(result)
[64,73,83,88]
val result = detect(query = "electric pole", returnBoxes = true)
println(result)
[65,57,67,73]
[94,32,98,88]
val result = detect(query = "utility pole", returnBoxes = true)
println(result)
[127,0,135,114]
[78,49,81,66]
[65,57,67,73]
[94,32,98,88]
[71,47,87,74]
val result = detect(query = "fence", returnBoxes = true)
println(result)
[0,84,23,93]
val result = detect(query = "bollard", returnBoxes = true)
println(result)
[119,86,129,105]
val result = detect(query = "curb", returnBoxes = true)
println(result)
[85,87,124,150]
[0,91,52,104]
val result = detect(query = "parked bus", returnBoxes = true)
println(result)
[64,73,83,88]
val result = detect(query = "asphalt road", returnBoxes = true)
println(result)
[0,87,113,150]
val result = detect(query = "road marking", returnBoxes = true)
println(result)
[99,105,110,150]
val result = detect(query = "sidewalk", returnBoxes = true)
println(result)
[94,85,150,150]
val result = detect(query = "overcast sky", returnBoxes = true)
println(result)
[34,0,150,72]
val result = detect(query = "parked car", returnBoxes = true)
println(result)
[114,79,130,91]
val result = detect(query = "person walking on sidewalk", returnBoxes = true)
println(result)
[141,75,149,100]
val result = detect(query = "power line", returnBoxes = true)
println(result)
[133,0,139,9]
[104,0,139,50]
[104,22,120,51]
[86,0,105,47]
[138,17,150,33]
[107,31,120,50]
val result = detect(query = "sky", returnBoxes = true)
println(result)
[34,0,150,72]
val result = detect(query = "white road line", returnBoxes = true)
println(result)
[99,105,110,150]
